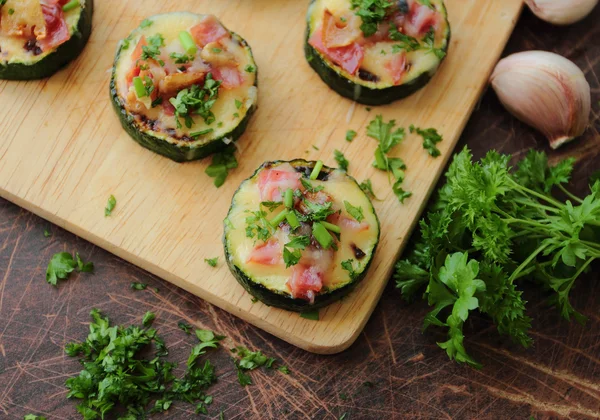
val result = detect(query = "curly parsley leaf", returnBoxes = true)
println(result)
[396,147,600,367]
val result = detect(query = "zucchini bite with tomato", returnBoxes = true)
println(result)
[305,0,450,105]
[110,12,258,162]
[0,0,93,80]
[224,160,380,312]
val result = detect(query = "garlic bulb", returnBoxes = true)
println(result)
[490,51,591,149]
[525,0,598,25]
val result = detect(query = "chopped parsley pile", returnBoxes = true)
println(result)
[396,149,600,367]
[64,309,290,418]
[364,115,443,204]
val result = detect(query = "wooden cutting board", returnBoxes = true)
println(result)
[0,0,523,354]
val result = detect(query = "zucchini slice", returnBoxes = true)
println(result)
[110,12,258,162]
[0,0,93,80]
[224,160,380,311]
[305,0,450,105]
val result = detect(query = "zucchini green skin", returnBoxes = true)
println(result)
[109,33,257,163]
[223,160,381,312]
[304,1,451,106]
[0,0,94,80]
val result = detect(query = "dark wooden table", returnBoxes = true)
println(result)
[1,8,599,420]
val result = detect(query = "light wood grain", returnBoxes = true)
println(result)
[0,0,523,354]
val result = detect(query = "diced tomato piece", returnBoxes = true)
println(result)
[38,3,70,51]
[131,36,147,62]
[322,9,361,48]
[125,37,147,84]
[210,66,243,89]
[404,2,438,37]
[385,52,407,85]
[247,240,282,266]
[287,265,324,303]
[191,16,229,47]
[126,66,141,85]
[162,97,175,116]
[309,29,364,75]
[258,167,302,202]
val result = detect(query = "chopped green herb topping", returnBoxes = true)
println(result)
[346,130,357,142]
[334,149,349,171]
[178,322,193,334]
[205,145,238,188]
[350,0,393,37]
[245,210,273,242]
[283,236,310,268]
[300,310,320,321]
[205,257,218,267]
[46,252,93,286]
[130,282,147,290]
[344,201,364,222]
[244,64,256,73]
[139,18,153,28]
[232,346,280,386]
[105,194,117,216]
[142,311,156,327]
[170,73,221,129]
[360,179,378,200]
[410,125,443,157]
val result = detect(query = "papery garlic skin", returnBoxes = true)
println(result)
[490,51,591,149]
[526,0,598,25]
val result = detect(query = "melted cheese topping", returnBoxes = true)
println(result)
[113,13,258,147]
[0,0,83,64]
[225,165,379,296]
[308,0,449,87]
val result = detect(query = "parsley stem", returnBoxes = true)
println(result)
[284,189,294,209]
[312,222,334,249]
[310,161,324,180]
[270,209,289,228]
[508,242,550,282]
[286,212,300,230]
[512,198,559,214]
[321,221,341,234]
[179,31,198,55]
[132,76,146,98]
[510,179,563,208]
[557,184,584,204]
[62,0,79,11]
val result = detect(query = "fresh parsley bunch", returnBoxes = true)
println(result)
[396,148,600,367]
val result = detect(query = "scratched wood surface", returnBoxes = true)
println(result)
[0,5,600,420]
[0,0,524,354]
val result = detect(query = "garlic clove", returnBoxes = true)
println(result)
[525,0,598,26]
[490,51,591,150]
